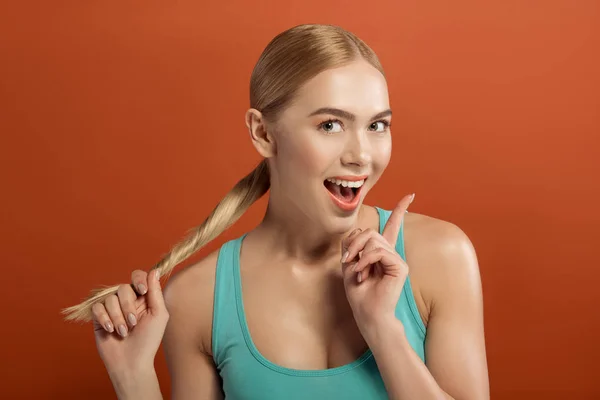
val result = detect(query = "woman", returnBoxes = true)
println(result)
[64,24,489,399]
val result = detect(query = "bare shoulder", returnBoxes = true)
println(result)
[163,248,221,355]
[161,249,227,398]
[403,212,482,321]
[404,212,476,259]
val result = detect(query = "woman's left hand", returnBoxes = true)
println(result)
[341,194,414,337]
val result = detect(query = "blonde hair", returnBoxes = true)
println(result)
[62,23,384,322]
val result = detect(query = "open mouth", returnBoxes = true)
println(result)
[323,177,366,205]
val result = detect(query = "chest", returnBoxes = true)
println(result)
[219,354,389,400]
[239,260,368,370]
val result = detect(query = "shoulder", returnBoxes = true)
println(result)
[163,247,221,355]
[404,212,476,260]
[403,213,482,316]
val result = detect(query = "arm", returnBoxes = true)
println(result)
[162,332,223,400]
[367,222,489,400]
[107,339,220,400]
[162,252,224,400]
[91,269,169,400]
[109,368,163,400]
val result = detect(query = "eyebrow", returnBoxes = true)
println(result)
[308,107,392,122]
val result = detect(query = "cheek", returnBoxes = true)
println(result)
[279,132,340,173]
[371,136,392,171]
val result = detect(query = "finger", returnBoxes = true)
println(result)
[341,228,362,263]
[353,248,401,275]
[91,302,114,333]
[147,269,167,316]
[131,269,149,296]
[342,259,361,287]
[357,263,373,283]
[359,254,383,281]
[382,193,415,247]
[105,294,128,338]
[345,229,391,264]
[117,284,138,328]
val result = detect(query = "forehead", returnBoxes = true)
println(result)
[287,60,390,118]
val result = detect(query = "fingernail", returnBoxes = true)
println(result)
[410,193,416,204]
[350,262,357,272]
[105,321,114,332]
[342,251,349,263]
[118,325,128,337]
[357,272,362,283]
[127,313,137,326]
[155,270,161,281]
[137,284,147,295]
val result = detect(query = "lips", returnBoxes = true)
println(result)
[323,176,368,212]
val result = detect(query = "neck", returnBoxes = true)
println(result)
[253,198,372,264]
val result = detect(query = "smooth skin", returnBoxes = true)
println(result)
[91,60,489,399]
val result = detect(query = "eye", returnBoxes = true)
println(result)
[318,119,343,134]
[368,120,390,132]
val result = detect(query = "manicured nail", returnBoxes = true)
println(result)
[127,313,137,326]
[155,270,161,281]
[342,251,349,263]
[357,272,362,283]
[118,325,128,337]
[350,262,357,272]
[137,284,147,295]
[105,321,114,333]
[410,193,416,204]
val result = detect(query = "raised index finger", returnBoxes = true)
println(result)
[382,193,415,246]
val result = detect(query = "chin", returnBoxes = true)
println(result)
[320,203,364,235]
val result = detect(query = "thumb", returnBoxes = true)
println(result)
[146,269,166,314]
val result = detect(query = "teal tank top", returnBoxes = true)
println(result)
[212,207,427,399]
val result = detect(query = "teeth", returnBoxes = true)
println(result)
[326,178,365,188]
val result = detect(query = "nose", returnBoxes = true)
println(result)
[340,131,371,167]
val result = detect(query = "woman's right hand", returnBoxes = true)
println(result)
[91,269,170,376]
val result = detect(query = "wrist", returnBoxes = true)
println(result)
[108,364,156,381]
[108,367,159,399]
[360,315,405,349]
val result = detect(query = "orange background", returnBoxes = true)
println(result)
[1,1,599,399]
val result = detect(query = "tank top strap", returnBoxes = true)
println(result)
[375,207,427,350]
[212,235,247,365]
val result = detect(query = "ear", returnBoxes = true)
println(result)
[245,108,276,158]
